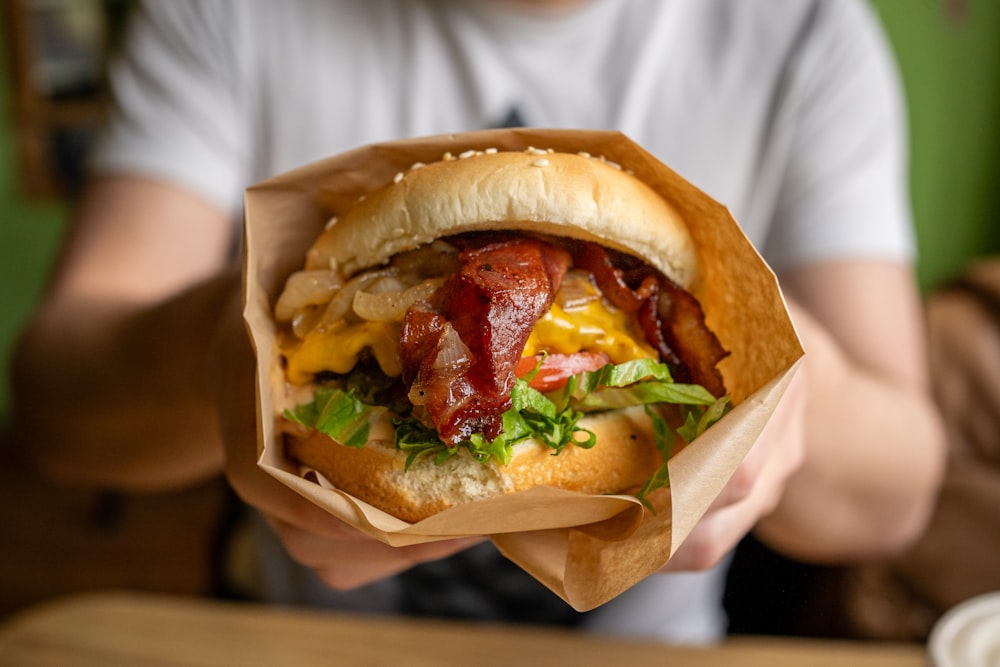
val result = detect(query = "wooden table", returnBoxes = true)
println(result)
[0,590,925,666]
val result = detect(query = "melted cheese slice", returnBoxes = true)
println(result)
[283,320,402,384]
[282,299,655,384]
[523,301,657,363]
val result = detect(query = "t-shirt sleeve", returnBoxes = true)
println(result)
[762,0,916,271]
[88,0,252,218]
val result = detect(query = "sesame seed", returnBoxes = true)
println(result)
[392,227,405,237]
[324,216,339,230]
[527,146,547,156]
[485,147,498,154]
[442,152,454,161]
[393,172,404,183]
[577,151,591,158]
[459,149,476,159]
[410,161,426,170]
[532,158,550,167]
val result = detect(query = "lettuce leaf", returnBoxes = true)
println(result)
[284,387,387,449]
[289,359,730,500]
[636,404,675,508]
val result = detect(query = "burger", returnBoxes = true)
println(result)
[272,147,729,522]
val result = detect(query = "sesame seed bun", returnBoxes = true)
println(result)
[304,149,698,289]
[281,405,663,523]
[279,147,710,523]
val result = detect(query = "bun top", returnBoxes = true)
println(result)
[306,149,699,289]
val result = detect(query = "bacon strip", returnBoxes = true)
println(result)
[572,242,727,396]
[572,241,656,313]
[650,279,728,397]
[400,238,571,444]
[399,235,727,445]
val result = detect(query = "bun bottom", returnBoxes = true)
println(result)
[282,405,664,523]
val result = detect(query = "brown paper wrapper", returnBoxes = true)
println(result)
[243,128,803,611]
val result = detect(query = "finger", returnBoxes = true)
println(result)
[271,517,484,589]
[315,538,486,590]
[709,368,809,512]
[663,440,799,573]
[706,435,767,511]
[662,493,757,572]
[273,517,482,568]
[663,377,807,572]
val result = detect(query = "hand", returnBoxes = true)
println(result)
[212,290,481,590]
[661,366,807,572]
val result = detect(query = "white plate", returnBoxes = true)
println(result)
[928,591,1000,667]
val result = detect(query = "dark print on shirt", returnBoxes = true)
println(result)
[490,106,528,129]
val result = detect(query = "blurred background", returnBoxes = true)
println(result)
[1,0,998,635]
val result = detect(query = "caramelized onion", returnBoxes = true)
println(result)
[352,278,445,322]
[317,268,396,329]
[432,323,472,370]
[274,270,342,323]
[555,270,601,310]
[391,239,460,278]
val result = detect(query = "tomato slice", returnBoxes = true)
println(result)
[514,351,612,392]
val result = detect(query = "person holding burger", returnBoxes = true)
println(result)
[12,0,945,642]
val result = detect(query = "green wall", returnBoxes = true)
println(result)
[0,79,67,428]
[871,0,1000,288]
[1,3,999,424]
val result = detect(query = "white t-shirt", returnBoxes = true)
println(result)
[91,0,916,643]
[94,0,915,272]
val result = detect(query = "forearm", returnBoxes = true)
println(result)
[12,266,240,491]
[755,303,946,561]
